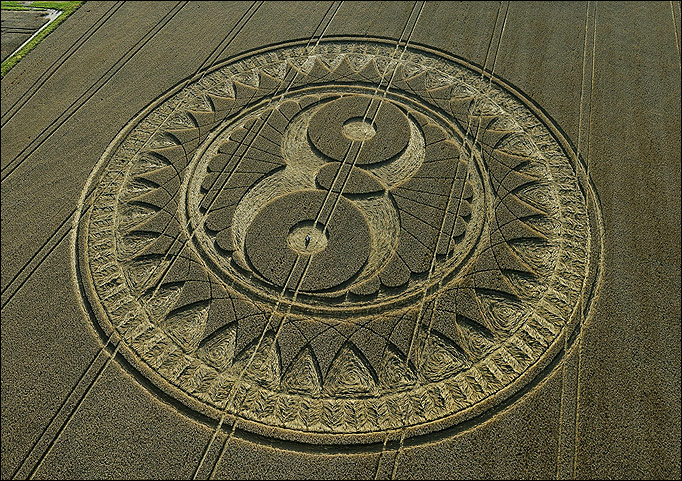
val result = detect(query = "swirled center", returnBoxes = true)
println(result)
[342,118,376,141]
[287,221,328,255]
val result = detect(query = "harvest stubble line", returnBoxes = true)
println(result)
[1,1,188,182]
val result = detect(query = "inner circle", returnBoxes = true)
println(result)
[188,87,486,313]
[341,117,376,141]
[287,221,328,254]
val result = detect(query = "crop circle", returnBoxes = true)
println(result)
[75,38,602,445]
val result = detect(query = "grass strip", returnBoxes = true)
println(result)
[1,1,82,78]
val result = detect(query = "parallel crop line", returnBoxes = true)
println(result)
[1,2,126,127]
[1,1,187,182]
[8,3,262,479]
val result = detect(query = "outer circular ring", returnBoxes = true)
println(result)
[73,36,603,447]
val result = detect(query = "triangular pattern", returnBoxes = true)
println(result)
[416,329,470,383]
[379,345,417,393]
[196,322,236,372]
[323,343,378,397]
[123,256,163,293]
[281,346,322,396]
[230,331,281,390]
[161,301,210,353]
[454,316,497,361]
[477,291,527,335]
[140,283,183,324]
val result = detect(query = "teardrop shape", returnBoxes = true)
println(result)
[379,253,411,288]
[350,275,381,296]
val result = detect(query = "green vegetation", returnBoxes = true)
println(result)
[1,1,82,78]
[0,1,32,10]
[0,1,77,10]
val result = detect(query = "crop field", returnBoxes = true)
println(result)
[1,2,679,480]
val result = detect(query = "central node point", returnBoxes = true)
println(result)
[342,117,376,141]
[287,221,328,255]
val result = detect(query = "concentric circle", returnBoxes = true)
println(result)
[186,89,485,313]
[75,38,602,445]
[245,190,371,292]
[308,94,410,164]
[287,222,328,255]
